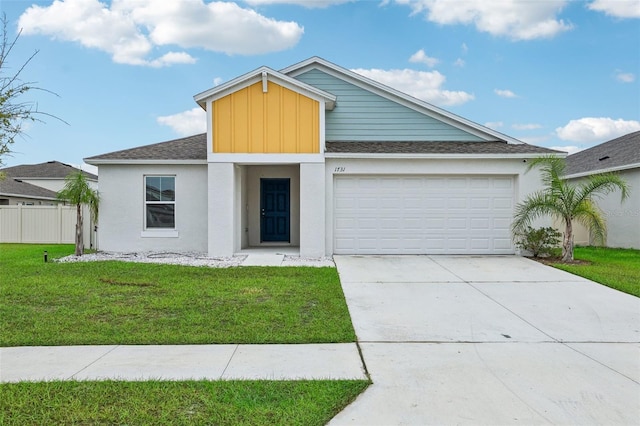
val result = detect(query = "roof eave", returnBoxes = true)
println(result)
[194,65,336,110]
[0,192,59,201]
[565,162,640,179]
[324,152,560,159]
[84,159,207,166]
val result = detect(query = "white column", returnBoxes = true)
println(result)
[208,162,235,257]
[299,162,326,257]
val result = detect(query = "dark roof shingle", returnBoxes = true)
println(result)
[325,141,561,155]
[0,177,59,199]
[565,131,640,176]
[1,161,97,180]
[87,135,561,161]
[85,133,207,161]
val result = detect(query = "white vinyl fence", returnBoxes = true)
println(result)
[0,205,94,247]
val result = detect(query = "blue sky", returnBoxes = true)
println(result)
[1,0,639,173]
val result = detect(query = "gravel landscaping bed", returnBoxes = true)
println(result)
[57,251,335,267]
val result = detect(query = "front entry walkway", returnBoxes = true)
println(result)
[330,255,640,425]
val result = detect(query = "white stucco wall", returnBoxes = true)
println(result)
[98,164,208,253]
[568,168,639,249]
[300,163,326,257]
[208,163,235,256]
[323,157,546,255]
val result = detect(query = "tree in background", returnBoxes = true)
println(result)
[512,155,629,262]
[57,171,99,256]
[0,14,60,176]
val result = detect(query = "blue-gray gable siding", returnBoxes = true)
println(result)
[295,69,485,142]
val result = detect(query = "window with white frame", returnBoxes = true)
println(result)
[145,176,175,229]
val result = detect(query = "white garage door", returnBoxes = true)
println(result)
[334,175,515,254]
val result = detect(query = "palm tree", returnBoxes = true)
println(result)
[512,155,628,262]
[57,170,99,256]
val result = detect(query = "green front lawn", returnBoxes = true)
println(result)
[552,246,640,297]
[0,380,369,426]
[1,244,368,423]
[0,244,356,346]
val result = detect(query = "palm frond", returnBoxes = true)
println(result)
[573,199,607,244]
[511,191,563,234]
[575,172,630,207]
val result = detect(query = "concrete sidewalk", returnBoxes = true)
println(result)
[0,343,367,383]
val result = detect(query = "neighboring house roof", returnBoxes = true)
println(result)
[565,131,640,177]
[85,133,208,164]
[0,176,59,200]
[1,160,98,181]
[325,141,559,156]
[281,56,524,146]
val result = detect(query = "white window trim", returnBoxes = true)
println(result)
[143,175,177,233]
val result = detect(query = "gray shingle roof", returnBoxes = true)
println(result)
[325,141,561,154]
[0,161,98,180]
[86,134,561,161]
[0,177,59,199]
[85,133,207,161]
[565,131,640,176]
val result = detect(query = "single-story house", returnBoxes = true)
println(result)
[0,161,98,205]
[86,56,558,257]
[564,131,639,249]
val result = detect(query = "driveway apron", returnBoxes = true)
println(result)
[330,255,640,425]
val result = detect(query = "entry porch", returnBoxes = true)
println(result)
[207,162,325,258]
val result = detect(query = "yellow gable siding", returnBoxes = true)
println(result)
[212,81,320,153]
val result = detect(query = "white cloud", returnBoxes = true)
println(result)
[157,107,207,136]
[549,145,583,154]
[409,49,440,67]
[485,121,504,129]
[615,70,635,83]
[461,42,468,53]
[588,0,640,18]
[351,68,474,106]
[518,134,554,145]
[244,0,353,7]
[556,117,640,142]
[18,0,303,67]
[512,123,542,130]
[148,52,197,68]
[396,0,573,40]
[495,89,517,98]
[453,58,465,67]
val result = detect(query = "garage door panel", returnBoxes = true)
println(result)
[334,175,515,255]
[493,197,513,209]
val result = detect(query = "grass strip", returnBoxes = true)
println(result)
[552,246,639,297]
[0,380,369,425]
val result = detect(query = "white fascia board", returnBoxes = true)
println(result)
[84,159,206,166]
[193,66,336,110]
[207,153,325,164]
[564,162,640,179]
[282,56,523,145]
[324,153,551,160]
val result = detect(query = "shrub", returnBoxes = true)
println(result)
[515,226,562,258]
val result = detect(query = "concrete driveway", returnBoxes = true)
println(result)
[330,255,640,425]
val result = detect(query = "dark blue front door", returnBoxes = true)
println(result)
[260,178,290,242]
